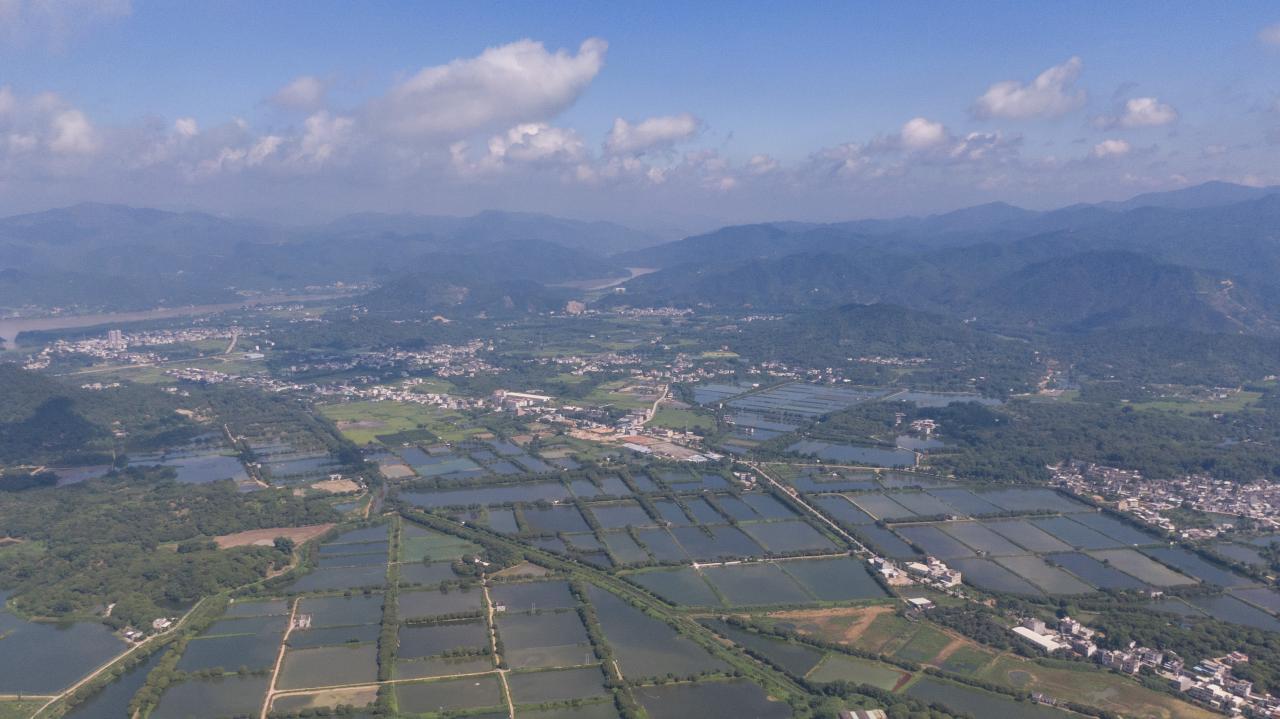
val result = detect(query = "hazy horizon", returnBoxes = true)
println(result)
[1,2,1279,227]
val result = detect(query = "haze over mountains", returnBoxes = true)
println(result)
[3,180,1280,337]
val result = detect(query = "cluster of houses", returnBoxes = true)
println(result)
[1054,461,1280,537]
[1013,615,1280,716]
[870,555,962,589]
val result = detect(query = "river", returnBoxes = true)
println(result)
[0,293,348,348]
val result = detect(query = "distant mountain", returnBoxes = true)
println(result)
[1098,181,1280,212]
[726,303,1038,394]
[321,209,660,255]
[0,204,638,311]
[357,273,569,317]
[353,239,621,316]
[4,182,1279,317]
[974,251,1280,335]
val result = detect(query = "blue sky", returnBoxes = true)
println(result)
[1,1,1278,229]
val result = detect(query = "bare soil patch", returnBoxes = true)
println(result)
[770,605,895,644]
[492,561,551,578]
[310,478,361,494]
[214,524,335,549]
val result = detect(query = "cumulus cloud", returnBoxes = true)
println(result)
[604,113,701,155]
[173,117,198,137]
[973,57,1086,120]
[747,154,778,175]
[899,117,947,150]
[270,75,327,111]
[0,87,99,157]
[368,38,606,139]
[1259,23,1280,46]
[1096,96,1178,129]
[1092,138,1131,158]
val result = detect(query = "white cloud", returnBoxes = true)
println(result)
[270,75,327,111]
[48,109,97,154]
[604,113,701,155]
[1097,96,1178,129]
[1092,139,1131,158]
[973,57,1086,120]
[369,38,607,139]
[1259,23,1280,46]
[173,117,198,137]
[899,117,947,150]
[747,154,778,175]
[487,123,585,165]
[293,111,353,165]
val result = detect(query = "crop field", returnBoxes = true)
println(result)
[320,399,481,445]
[797,483,1259,599]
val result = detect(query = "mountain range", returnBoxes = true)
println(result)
[3,181,1280,333]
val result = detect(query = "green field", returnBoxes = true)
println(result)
[320,400,481,444]
[649,407,716,431]
[976,655,1218,719]
[890,624,952,664]
[582,379,657,410]
[806,654,907,689]
[0,700,44,719]
[1132,390,1262,415]
[401,529,481,563]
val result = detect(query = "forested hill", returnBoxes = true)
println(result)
[605,186,1280,338]
[0,364,196,466]
[0,205,640,311]
[724,303,1039,395]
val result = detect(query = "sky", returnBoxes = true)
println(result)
[1,1,1279,231]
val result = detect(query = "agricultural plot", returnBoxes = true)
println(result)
[1142,546,1256,588]
[634,680,793,719]
[740,520,837,553]
[939,522,1025,556]
[993,555,1094,595]
[627,557,887,608]
[399,587,484,618]
[1045,553,1148,590]
[400,560,463,587]
[400,523,479,562]
[1186,595,1280,632]
[506,666,610,705]
[496,610,593,669]
[950,558,1043,595]
[702,563,814,606]
[491,580,578,612]
[395,675,506,714]
[150,676,270,719]
[1087,549,1196,586]
[277,644,379,689]
[586,585,727,679]
[896,526,975,559]
[398,620,490,660]
[807,653,909,688]
[982,520,1073,553]
[178,631,281,672]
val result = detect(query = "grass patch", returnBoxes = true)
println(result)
[806,653,908,689]
[939,645,995,676]
[649,408,715,431]
[401,528,480,563]
[891,624,951,664]
[320,400,480,445]
[976,654,1218,719]
[0,701,45,719]
[1132,390,1262,415]
[855,612,916,654]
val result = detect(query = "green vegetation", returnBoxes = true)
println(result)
[0,467,337,625]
